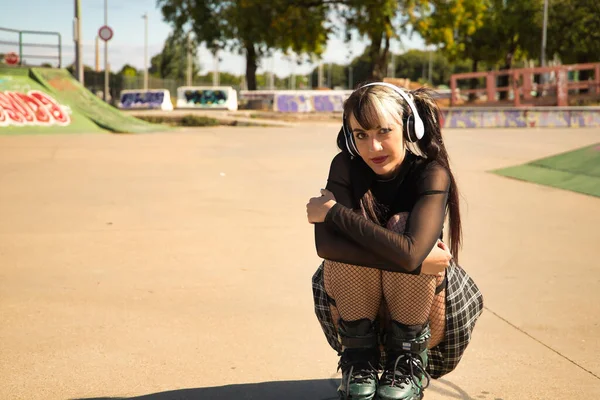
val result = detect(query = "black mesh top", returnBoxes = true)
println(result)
[314,150,450,274]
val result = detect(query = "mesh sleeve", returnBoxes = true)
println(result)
[315,156,450,274]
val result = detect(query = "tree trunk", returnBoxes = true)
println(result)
[376,32,391,80]
[367,30,385,81]
[245,42,258,90]
[469,59,479,101]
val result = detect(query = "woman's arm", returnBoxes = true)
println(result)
[313,153,397,270]
[314,153,450,274]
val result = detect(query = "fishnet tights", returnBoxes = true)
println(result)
[323,212,446,348]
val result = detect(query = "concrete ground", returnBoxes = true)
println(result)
[1,125,599,400]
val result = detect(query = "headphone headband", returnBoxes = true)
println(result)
[359,82,424,140]
[342,82,425,158]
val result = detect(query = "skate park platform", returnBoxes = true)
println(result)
[0,66,166,134]
[0,124,599,399]
[493,142,600,197]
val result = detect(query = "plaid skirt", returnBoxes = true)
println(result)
[311,261,484,379]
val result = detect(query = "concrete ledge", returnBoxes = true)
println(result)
[440,107,600,128]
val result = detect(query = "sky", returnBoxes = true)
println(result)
[1,0,427,77]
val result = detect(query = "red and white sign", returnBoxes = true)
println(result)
[98,25,114,42]
[4,52,19,65]
[0,91,71,127]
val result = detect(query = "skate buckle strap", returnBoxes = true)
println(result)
[340,333,378,349]
[387,337,429,353]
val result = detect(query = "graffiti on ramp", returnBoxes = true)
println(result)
[0,90,71,127]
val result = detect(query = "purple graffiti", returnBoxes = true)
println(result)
[503,111,527,127]
[120,91,165,109]
[276,95,299,112]
[527,111,570,127]
[274,93,348,112]
[444,111,479,128]
[313,95,344,112]
[443,109,600,128]
[570,111,600,127]
[313,95,334,112]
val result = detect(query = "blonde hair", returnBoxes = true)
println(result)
[344,85,409,131]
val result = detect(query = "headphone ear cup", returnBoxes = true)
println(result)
[342,115,357,157]
[404,115,417,142]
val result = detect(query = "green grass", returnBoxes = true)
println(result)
[136,115,221,127]
[491,143,600,197]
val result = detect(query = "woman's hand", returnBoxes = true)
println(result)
[307,189,337,224]
[421,240,453,276]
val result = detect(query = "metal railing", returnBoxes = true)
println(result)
[0,27,62,67]
[450,62,600,107]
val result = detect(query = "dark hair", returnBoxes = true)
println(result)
[337,84,463,262]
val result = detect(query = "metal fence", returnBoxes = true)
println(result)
[0,27,62,67]
[450,62,600,107]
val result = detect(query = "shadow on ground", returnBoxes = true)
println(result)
[75,378,485,400]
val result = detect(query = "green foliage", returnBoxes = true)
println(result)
[547,0,600,64]
[119,64,138,77]
[137,114,220,126]
[407,0,490,61]
[340,0,403,80]
[489,0,543,67]
[150,0,597,92]
[309,63,351,89]
[65,64,95,74]
[409,0,543,70]
[196,72,243,86]
[157,0,330,89]
[393,49,471,86]
[180,115,221,126]
[149,33,200,80]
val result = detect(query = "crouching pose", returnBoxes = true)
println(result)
[307,82,483,400]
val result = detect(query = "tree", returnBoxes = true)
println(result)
[409,0,543,98]
[65,63,94,74]
[411,0,543,70]
[149,33,200,80]
[309,63,350,89]
[196,72,243,86]
[407,0,496,77]
[338,0,404,81]
[119,64,138,77]
[547,0,600,65]
[157,0,330,90]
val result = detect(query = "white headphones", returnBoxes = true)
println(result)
[342,82,425,157]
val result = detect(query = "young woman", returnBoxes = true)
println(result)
[307,82,482,400]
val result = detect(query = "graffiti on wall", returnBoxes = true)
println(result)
[182,89,228,106]
[442,110,528,128]
[120,91,165,109]
[526,111,570,128]
[0,90,71,126]
[442,109,600,128]
[274,92,351,112]
[570,111,600,127]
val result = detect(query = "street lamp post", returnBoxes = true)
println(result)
[540,0,549,89]
[142,13,148,91]
[104,0,109,102]
[74,0,83,83]
[541,0,549,68]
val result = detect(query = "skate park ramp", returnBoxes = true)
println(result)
[492,142,600,197]
[30,68,166,133]
[0,66,105,134]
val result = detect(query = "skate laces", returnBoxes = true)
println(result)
[382,353,431,391]
[339,362,378,400]
[337,354,378,399]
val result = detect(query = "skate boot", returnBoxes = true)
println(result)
[377,321,431,400]
[336,318,380,400]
